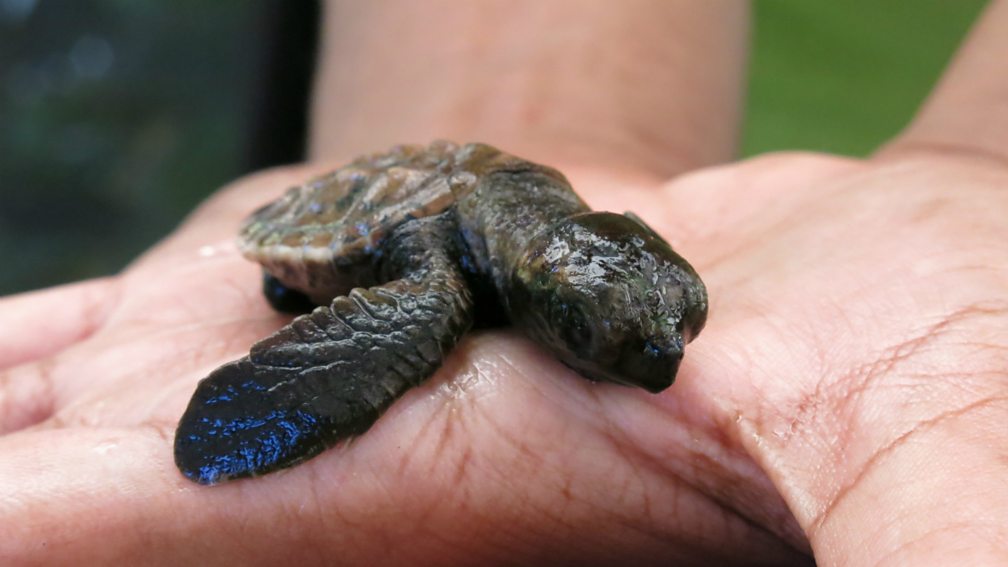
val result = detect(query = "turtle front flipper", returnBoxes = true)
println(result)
[174,215,473,484]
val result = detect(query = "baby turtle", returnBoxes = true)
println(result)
[174,141,708,484]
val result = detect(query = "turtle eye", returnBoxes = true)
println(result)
[551,299,592,349]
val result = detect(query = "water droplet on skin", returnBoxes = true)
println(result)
[94,440,118,455]
[197,241,236,258]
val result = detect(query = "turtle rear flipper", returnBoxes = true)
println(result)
[174,215,473,484]
[261,271,317,314]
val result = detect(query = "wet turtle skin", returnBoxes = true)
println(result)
[174,142,708,484]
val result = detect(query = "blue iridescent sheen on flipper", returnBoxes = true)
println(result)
[174,359,329,484]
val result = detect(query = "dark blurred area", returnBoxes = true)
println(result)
[0,0,318,295]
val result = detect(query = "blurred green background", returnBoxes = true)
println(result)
[744,1,985,156]
[0,0,989,296]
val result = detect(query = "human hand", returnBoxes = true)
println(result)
[0,159,812,565]
[2,138,1004,566]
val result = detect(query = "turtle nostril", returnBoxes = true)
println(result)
[643,336,683,360]
[643,339,664,359]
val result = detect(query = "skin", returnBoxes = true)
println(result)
[1,0,1007,564]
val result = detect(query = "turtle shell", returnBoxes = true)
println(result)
[238,141,519,301]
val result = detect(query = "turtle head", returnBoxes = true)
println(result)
[508,212,707,393]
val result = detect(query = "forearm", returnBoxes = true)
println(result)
[311,0,748,179]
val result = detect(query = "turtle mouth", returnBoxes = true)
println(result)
[618,339,683,393]
[557,344,681,394]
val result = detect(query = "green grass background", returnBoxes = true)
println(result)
[743,0,986,156]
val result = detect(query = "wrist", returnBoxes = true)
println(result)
[312,0,747,179]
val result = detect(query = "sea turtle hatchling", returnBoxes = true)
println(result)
[174,141,708,484]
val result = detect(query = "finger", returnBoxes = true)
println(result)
[882,0,1008,162]
[0,278,118,370]
[0,425,197,563]
[0,258,283,435]
[0,363,55,433]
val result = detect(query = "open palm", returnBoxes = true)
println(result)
[3,4,1008,566]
